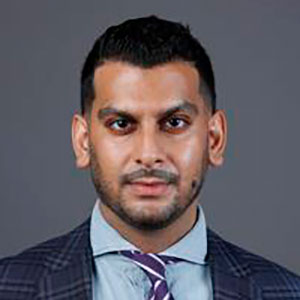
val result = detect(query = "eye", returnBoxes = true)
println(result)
[161,116,190,133]
[111,118,129,129]
[106,117,136,135]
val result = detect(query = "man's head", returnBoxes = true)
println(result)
[72,16,227,232]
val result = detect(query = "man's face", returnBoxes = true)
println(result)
[73,61,226,230]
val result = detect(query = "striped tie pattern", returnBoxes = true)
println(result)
[120,250,180,300]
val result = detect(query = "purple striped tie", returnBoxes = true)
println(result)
[120,250,180,300]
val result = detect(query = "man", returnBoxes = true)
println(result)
[0,16,299,300]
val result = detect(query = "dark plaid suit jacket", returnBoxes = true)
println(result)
[1,219,300,299]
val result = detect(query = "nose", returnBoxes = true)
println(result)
[134,126,165,168]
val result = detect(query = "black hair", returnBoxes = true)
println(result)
[81,15,216,115]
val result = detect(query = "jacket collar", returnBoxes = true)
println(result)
[207,229,253,299]
[37,219,253,299]
[37,219,93,300]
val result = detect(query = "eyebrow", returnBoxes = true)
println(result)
[97,100,199,121]
[97,107,134,121]
[158,101,199,119]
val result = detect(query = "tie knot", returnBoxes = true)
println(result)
[120,250,180,284]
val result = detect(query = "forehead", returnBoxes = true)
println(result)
[92,61,204,112]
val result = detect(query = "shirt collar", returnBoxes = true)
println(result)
[90,199,207,265]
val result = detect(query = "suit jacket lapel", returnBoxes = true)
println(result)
[210,262,253,300]
[37,219,93,300]
[207,229,256,300]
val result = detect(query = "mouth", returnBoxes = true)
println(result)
[126,178,172,197]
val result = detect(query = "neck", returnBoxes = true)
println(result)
[99,202,198,253]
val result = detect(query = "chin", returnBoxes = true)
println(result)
[113,197,184,231]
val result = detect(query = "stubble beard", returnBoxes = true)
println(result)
[89,145,208,231]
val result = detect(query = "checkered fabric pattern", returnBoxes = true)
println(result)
[1,218,300,299]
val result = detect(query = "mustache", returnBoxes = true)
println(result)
[120,169,179,185]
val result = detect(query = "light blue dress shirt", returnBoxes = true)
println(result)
[90,200,213,300]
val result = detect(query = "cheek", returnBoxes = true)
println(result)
[169,132,208,191]
[175,137,207,170]
[181,142,198,167]
[91,136,130,178]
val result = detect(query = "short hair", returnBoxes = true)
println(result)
[81,15,216,115]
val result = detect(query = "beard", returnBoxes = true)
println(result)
[89,145,208,231]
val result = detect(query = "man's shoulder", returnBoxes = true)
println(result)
[0,219,91,297]
[208,229,300,293]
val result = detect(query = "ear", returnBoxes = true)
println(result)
[71,114,90,169]
[208,109,227,167]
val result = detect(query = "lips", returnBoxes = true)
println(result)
[127,178,171,196]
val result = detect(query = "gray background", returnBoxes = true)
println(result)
[0,0,299,274]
